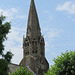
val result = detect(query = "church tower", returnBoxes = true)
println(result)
[20,0,49,75]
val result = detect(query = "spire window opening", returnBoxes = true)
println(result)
[32,51,34,54]
[25,42,29,47]
[32,41,34,45]
[32,51,37,54]
[35,41,37,45]
[35,51,37,54]
[32,40,37,45]
[25,51,29,55]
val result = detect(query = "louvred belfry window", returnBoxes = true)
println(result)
[40,39,44,56]
[32,40,38,54]
[24,40,29,55]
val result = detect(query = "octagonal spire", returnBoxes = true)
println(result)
[26,0,41,38]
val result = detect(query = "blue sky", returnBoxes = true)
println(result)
[0,0,75,66]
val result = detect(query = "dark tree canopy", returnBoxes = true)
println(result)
[45,51,75,75]
[0,15,13,75]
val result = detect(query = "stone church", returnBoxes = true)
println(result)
[9,0,49,75]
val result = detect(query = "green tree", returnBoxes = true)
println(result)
[11,66,34,75]
[0,15,13,75]
[45,51,75,75]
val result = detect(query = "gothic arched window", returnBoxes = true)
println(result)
[32,40,38,54]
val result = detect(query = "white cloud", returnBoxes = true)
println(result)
[56,1,75,14]
[0,8,18,21]
[43,28,64,41]
[11,8,18,13]
[0,7,27,64]
[4,26,26,64]
[43,27,64,54]
[0,8,26,22]
[51,52,57,55]
[16,15,25,19]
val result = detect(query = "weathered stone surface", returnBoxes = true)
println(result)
[20,0,49,75]
[9,63,36,75]
[8,63,20,74]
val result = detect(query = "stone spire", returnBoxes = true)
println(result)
[20,0,49,75]
[26,0,41,38]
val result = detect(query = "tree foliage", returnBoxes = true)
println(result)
[0,15,13,75]
[11,66,34,75]
[45,51,75,75]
